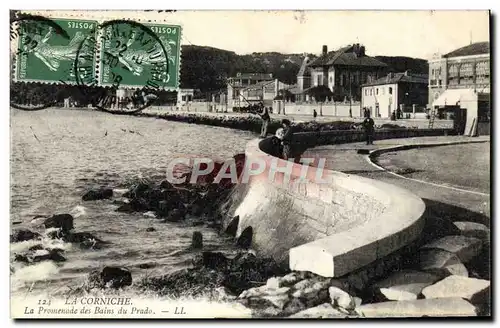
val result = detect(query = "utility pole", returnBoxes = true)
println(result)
[349,70,352,118]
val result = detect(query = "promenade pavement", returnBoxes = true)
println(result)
[302,136,491,226]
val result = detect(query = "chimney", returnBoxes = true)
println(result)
[353,43,362,57]
[360,46,366,56]
[322,45,328,55]
[386,72,393,82]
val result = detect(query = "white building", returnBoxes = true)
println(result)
[177,89,194,106]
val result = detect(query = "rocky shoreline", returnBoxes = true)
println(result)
[134,111,409,135]
[10,126,490,318]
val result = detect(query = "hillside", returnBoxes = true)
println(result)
[180,45,429,93]
[374,56,429,75]
[180,45,306,92]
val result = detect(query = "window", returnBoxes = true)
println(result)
[329,76,333,83]
[389,87,393,95]
[475,61,489,84]
[459,63,474,85]
[316,74,322,86]
[448,64,459,84]
[370,89,373,96]
[376,88,379,95]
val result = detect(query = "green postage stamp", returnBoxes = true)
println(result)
[15,18,98,84]
[99,22,181,90]
[14,17,181,91]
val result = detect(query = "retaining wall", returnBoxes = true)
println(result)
[222,128,452,277]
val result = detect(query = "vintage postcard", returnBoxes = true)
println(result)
[10,10,491,319]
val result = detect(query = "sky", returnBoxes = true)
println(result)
[17,10,490,59]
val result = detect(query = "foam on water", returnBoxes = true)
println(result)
[143,211,156,218]
[10,240,40,253]
[11,261,60,285]
[11,109,255,296]
[69,205,87,218]
[113,188,129,196]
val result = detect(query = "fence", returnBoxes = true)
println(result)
[155,102,229,113]
[272,101,362,117]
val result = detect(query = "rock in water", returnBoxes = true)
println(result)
[146,227,156,232]
[138,262,157,269]
[46,228,69,240]
[14,254,30,263]
[82,188,113,201]
[164,209,185,222]
[191,231,203,249]
[32,249,66,263]
[199,252,229,270]
[10,229,41,242]
[129,183,151,199]
[160,179,175,190]
[116,202,138,213]
[43,214,74,232]
[28,244,44,251]
[100,266,132,289]
[65,232,107,249]
[236,227,253,249]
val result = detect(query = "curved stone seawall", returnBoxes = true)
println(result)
[221,128,452,278]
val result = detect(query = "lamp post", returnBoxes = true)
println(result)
[404,92,409,118]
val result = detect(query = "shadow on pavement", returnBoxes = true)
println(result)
[422,198,490,227]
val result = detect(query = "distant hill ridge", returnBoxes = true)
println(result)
[179,44,430,93]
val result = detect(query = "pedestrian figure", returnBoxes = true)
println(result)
[313,109,317,119]
[272,128,285,158]
[391,110,396,121]
[258,103,270,138]
[281,119,294,160]
[362,112,375,145]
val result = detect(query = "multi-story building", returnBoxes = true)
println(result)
[226,73,290,108]
[428,41,490,106]
[226,73,274,108]
[297,44,388,102]
[429,41,490,135]
[237,79,290,107]
[361,71,428,118]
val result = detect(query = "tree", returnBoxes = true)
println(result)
[306,86,333,103]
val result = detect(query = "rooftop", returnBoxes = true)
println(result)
[362,71,428,87]
[241,80,274,91]
[308,44,387,68]
[228,73,274,80]
[443,42,490,58]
